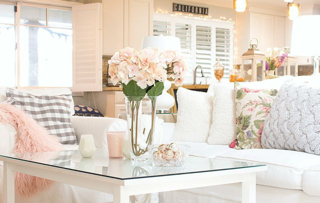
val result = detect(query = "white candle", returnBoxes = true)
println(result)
[79,134,96,158]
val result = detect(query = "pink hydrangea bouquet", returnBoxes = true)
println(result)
[108,47,187,100]
[266,48,288,71]
[160,50,188,86]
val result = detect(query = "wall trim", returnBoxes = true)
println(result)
[4,0,84,7]
[248,3,287,16]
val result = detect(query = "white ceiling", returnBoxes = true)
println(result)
[184,0,320,9]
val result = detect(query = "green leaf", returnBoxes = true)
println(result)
[238,131,245,142]
[256,111,265,117]
[251,130,259,137]
[262,89,278,97]
[235,127,240,135]
[236,89,247,100]
[254,120,264,129]
[269,89,278,96]
[147,82,164,98]
[122,80,146,101]
[242,115,252,131]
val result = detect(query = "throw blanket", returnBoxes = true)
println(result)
[0,103,63,199]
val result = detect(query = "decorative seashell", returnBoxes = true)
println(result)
[158,144,167,152]
[153,151,163,160]
[168,143,178,150]
[163,149,174,161]
[173,150,181,159]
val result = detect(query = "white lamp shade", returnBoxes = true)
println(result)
[141,36,181,51]
[291,15,320,56]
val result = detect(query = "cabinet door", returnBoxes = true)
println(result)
[250,13,263,45]
[127,0,153,49]
[103,0,125,55]
[274,16,285,48]
[261,14,275,53]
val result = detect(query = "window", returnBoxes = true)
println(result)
[0,5,16,86]
[0,3,72,87]
[153,14,234,83]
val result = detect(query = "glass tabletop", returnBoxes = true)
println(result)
[0,150,265,180]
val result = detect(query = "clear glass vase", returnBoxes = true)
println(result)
[123,96,157,164]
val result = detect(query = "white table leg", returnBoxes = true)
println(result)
[113,186,130,203]
[3,163,15,203]
[242,173,256,203]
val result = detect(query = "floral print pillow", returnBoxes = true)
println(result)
[232,83,278,149]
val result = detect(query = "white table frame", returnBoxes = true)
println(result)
[1,157,267,203]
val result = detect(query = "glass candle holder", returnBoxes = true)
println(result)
[107,131,125,158]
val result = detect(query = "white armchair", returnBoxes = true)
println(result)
[71,116,126,149]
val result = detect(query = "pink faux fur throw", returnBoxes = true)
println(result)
[0,103,63,199]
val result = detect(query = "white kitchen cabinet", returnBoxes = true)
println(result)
[102,0,153,55]
[250,13,283,53]
[274,16,285,48]
[237,12,287,63]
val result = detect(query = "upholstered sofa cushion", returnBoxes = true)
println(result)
[207,76,293,146]
[262,81,320,155]
[172,88,213,143]
[74,105,104,117]
[216,149,320,190]
[6,88,77,145]
[234,83,279,149]
[10,88,75,116]
[303,164,320,196]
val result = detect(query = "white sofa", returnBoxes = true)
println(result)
[159,76,320,203]
[1,78,320,203]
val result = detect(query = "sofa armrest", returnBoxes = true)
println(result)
[70,116,125,149]
[0,123,17,155]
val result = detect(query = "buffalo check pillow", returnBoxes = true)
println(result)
[6,88,77,145]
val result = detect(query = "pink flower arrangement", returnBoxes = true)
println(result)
[161,50,188,86]
[266,48,288,71]
[108,47,188,89]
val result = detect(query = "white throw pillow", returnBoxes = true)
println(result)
[172,88,213,143]
[207,76,293,145]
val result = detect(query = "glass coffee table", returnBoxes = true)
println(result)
[0,149,266,203]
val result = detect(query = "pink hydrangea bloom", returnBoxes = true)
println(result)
[108,47,188,89]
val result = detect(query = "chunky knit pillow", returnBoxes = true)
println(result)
[262,81,320,155]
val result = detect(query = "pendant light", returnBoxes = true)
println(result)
[288,2,300,20]
[233,0,248,12]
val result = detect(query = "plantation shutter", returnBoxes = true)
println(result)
[196,26,213,77]
[153,20,171,36]
[175,23,193,77]
[216,28,232,77]
[72,3,102,92]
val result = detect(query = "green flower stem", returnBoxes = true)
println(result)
[129,97,156,157]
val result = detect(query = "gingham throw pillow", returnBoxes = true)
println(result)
[6,88,77,145]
